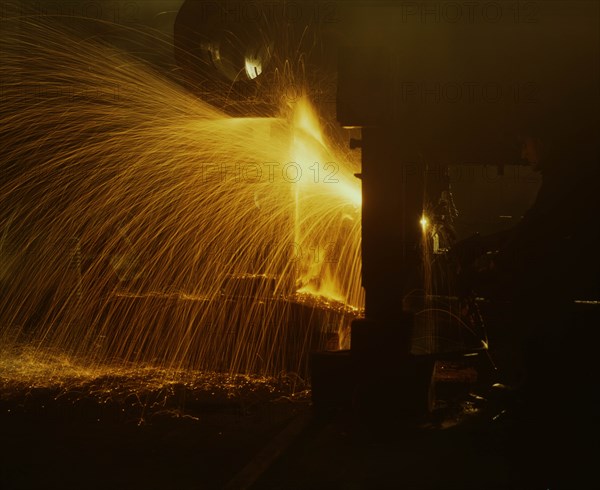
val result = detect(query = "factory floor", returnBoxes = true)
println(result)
[1,359,594,490]
[0,375,309,490]
[255,378,594,490]
[254,304,599,490]
[2,299,598,490]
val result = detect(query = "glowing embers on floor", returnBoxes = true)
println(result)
[0,346,310,427]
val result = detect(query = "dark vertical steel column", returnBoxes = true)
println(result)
[335,48,434,417]
[337,46,424,329]
[360,128,423,324]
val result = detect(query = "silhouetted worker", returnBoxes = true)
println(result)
[496,134,586,394]
[485,111,599,487]
[453,112,599,408]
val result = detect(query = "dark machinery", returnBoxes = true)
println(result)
[171,0,600,420]
[336,47,436,417]
[307,1,599,420]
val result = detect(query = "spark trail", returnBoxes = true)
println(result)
[0,16,362,380]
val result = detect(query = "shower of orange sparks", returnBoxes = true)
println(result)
[0,15,363,379]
